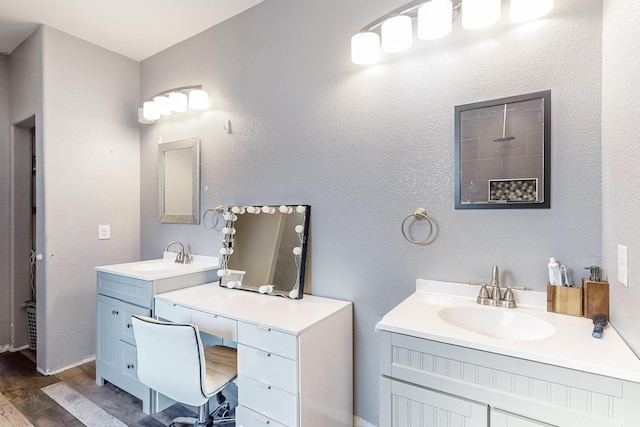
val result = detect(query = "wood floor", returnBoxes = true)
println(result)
[0,351,236,427]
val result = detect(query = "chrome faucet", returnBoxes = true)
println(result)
[490,265,501,303]
[470,265,524,308]
[163,241,189,264]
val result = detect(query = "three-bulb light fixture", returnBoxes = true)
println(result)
[138,85,209,124]
[351,0,554,65]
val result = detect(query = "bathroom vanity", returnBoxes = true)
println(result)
[95,255,219,413]
[377,280,640,427]
[154,282,353,426]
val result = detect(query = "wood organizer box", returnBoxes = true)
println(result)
[547,284,583,316]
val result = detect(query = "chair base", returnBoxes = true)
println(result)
[169,395,234,427]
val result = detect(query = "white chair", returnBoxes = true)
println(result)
[131,315,237,426]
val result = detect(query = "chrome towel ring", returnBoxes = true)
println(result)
[401,208,435,245]
[202,205,224,230]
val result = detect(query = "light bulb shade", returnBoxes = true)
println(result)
[142,101,160,121]
[418,0,453,40]
[153,95,171,116]
[169,91,188,112]
[188,89,208,110]
[381,15,413,53]
[510,0,553,22]
[351,31,381,65]
[462,0,501,29]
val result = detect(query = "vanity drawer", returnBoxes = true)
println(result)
[238,322,297,360]
[192,310,237,342]
[238,375,297,427]
[154,299,192,323]
[120,301,151,345]
[238,343,297,393]
[236,405,289,427]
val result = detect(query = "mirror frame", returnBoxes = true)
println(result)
[158,137,201,224]
[454,90,551,209]
[218,205,310,299]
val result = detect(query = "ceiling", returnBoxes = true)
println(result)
[0,0,263,61]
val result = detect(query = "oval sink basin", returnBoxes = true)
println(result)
[438,306,556,341]
[131,263,182,272]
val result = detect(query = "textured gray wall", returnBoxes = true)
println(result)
[0,54,10,348]
[139,1,603,424]
[6,27,141,372]
[38,27,141,372]
[602,2,640,356]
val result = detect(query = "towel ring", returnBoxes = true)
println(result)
[202,205,224,230]
[401,208,434,245]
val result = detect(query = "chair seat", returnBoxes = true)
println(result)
[203,345,237,395]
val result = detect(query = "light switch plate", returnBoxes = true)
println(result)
[98,224,111,240]
[618,244,629,287]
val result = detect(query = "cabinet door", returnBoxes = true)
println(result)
[96,295,121,372]
[491,409,556,427]
[380,377,488,427]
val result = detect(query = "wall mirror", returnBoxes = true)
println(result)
[454,91,551,209]
[159,137,200,223]
[218,205,310,299]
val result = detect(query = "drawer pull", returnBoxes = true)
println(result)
[126,364,134,369]
[257,381,272,390]
[257,326,271,332]
[254,414,271,424]
[112,310,119,315]
[127,323,132,329]
[257,350,271,357]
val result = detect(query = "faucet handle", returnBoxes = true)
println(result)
[503,286,515,302]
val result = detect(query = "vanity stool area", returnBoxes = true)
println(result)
[377,280,640,427]
[154,283,353,427]
[95,257,220,414]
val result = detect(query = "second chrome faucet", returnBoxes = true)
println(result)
[471,265,524,308]
[163,241,191,264]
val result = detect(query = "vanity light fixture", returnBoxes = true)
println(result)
[138,85,209,124]
[351,0,553,65]
[461,0,501,30]
[510,0,553,23]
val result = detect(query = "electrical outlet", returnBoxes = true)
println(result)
[98,224,111,240]
[618,244,629,287]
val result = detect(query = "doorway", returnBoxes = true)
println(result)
[11,117,37,358]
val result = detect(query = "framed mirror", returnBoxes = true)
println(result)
[218,205,310,299]
[159,137,200,223]
[454,91,551,209]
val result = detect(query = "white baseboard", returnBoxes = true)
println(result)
[38,355,96,376]
[354,415,377,427]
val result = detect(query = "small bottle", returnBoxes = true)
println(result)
[548,258,561,286]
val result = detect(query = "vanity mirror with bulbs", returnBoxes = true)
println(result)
[217,205,310,299]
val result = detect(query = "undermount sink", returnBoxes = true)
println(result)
[130,262,182,272]
[438,306,556,341]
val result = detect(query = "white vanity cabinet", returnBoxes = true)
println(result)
[154,283,354,427]
[377,280,640,427]
[95,259,218,414]
[378,330,640,427]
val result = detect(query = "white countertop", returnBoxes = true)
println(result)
[95,254,219,281]
[376,279,640,383]
[155,282,352,335]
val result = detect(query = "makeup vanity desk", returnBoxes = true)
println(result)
[154,282,353,427]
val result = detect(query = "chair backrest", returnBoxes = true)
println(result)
[131,315,209,407]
